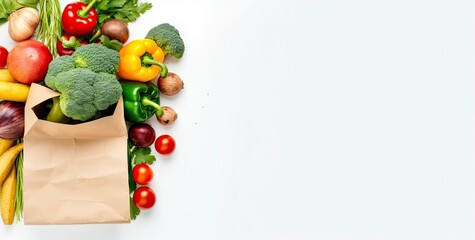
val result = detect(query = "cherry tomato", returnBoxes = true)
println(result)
[132,163,154,185]
[0,46,8,68]
[133,186,156,210]
[154,134,176,155]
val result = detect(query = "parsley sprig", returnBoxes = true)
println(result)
[127,139,156,220]
[81,0,152,24]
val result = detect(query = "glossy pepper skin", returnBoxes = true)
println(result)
[120,80,164,123]
[61,1,98,36]
[118,39,168,82]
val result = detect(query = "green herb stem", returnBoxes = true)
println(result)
[14,139,23,223]
[37,0,62,57]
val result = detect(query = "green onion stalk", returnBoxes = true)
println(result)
[37,0,62,57]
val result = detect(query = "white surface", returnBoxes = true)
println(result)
[1,0,475,239]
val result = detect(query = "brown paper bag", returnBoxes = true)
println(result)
[23,84,130,224]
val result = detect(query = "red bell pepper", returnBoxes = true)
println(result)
[61,0,99,37]
[56,35,88,56]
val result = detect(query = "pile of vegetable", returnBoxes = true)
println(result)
[0,0,186,224]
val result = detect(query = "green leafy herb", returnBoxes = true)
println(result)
[100,35,123,52]
[127,139,156,220]
[108,0,127,8]
[81,0,152,24]
[127,137,158,220]
[96,0,110,11]
[131,147,156,165]
[0,1,9,24]
[0,0,39,24]
[12,0,37,9]
[127,140,137,194]
[130,197,141,220]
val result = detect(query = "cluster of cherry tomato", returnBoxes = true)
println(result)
[128,122,176,210]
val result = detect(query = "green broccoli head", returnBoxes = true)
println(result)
[53,68,122,121]
[72,43,120,74]
[146,23,185,59]
[45,56,76,91]
[93,72,123,110]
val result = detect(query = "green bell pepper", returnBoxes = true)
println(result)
[46,96,71,123]
[120,80,164,123]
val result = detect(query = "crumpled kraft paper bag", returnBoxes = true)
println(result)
[23,84,130,224]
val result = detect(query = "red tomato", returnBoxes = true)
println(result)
[133,186,156,210]
[7,40,52,84]
[132,163,154,185]
[0,46,8,68]
[154,134,176,155]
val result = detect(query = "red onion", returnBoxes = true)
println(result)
[0,101,25,140]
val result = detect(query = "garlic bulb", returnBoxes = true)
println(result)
[8,7,40,42]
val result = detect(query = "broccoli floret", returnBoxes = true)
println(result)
[93,72,123,110]
[72,43,120,74]
[46,56,76,76]
[146,23,185,58]
[53,68,122,121]
[45,56,76,91]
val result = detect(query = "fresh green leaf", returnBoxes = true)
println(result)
[129,177,137,194]
[98,13,111,23]
[137,2,152,13]
[108,0,126,8]
[100,35,123,51]
[127,140,137,193]
[0,0,13,25]
[0,0,8,14]
[88,0,152,23]
[17,0,38,8]
[132,147,156,165]
[96,0,110,11]
[130,197,140,220]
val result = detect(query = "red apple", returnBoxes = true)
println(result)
[7,40,53,84]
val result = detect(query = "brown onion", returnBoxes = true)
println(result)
[157,72,184,96]
[157,106,177,126]
[0,101,25,140]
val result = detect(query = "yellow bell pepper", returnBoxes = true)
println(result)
[117,39,168,82]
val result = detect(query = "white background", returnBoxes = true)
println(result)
[1,0,475,239]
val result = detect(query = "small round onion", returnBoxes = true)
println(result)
[0,101,25,140]
[157,106,177,126]
[157,73,184,96]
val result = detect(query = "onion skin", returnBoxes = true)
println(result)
[0,101,24,140]
[157,106,177,126]
[157,72,184,96]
